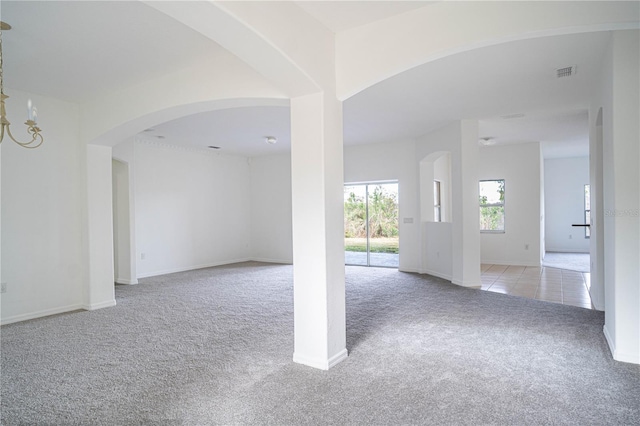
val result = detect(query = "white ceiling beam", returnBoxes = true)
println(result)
[144,0,335,97]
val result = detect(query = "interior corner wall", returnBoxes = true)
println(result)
[478,142,541,267]
[539,147,545,261]
[112,139,138,284]
[343,140,420,273]
[601,29,640,364]
[1,89,85,324]
[134,141,252,278]
[544,157,590,253]
[249,154,293,263]
[414,122,467,282]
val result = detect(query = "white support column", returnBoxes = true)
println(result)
[452,120,481,287]
[291,92,347,370]
[85,144,116,310]
[603,30,640,364]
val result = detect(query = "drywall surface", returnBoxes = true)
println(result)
[135,141,251,278]
[1,89,85,324]
[250,154,293,263]
[544,157,590,253]
[479,142,542,266]
[601,30,640,364]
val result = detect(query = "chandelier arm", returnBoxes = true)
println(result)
[4,122,44,148]
[0,124,4,144]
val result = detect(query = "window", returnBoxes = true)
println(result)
[434,180,441,222]
[585,184,591,238]
[479,179,505,232]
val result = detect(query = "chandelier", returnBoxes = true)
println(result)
[0,21,43,148]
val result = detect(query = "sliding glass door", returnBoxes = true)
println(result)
[344,182,399,268]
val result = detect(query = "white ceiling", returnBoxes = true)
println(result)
[1,1,604,158]
[1,1,225,103]
[143,106,291,157]
[295,1,436,33]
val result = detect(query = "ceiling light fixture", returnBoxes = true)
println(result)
[0,21,44,149]
[265,136,277,145]
[479,137,497,146]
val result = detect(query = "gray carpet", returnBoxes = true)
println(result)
[2,262,639,425]
[543,251,590,273]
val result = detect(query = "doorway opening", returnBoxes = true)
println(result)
[344,182,399,268]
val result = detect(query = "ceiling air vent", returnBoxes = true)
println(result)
[556,66,576,78]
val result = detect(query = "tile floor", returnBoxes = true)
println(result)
[481,264,593,309]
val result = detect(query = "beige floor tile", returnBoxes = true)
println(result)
[515,282,539,290]
[562,288,590,295]
[481,264,593,310]
[563,295,592,304]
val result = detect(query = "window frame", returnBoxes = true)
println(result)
[434,180,442,222]
[479,179,505,233]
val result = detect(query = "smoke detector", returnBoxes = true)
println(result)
[479,137,497,146]
[265,136,277,145]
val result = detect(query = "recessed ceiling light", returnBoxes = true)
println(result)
[265,136,277,145]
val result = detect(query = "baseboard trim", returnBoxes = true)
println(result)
[137,258,252,279]
[418,268,452,281]
[603,325,640,364]
[293,348,348,370]
[545,249,590,254]
[249,257,293,265]
[1,303,84,325]
[115,278,139,285]
[481,260,541,267]
[452,279,481,288]
[83,299,117,311]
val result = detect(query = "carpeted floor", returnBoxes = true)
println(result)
[2,262,639,425]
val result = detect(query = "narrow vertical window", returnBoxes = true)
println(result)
[585,184,591,238]
[479,179,505,232]
[434,180,441,222]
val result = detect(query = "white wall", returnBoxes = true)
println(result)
[112,140,138,284]
[112,159,136,284]
[134,141,252,278]
[85,145,116,310]
[544,157,590,253]
[1,89,85,324]
[250,154,293,263]
[478,142,542,267]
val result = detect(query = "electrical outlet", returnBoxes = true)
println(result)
[1,282,7,293]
